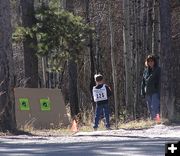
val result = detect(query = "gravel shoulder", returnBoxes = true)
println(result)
[75,124,180,139]
[0,124,180,156]
[0,124,180,142]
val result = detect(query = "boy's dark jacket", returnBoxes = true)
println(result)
[141,66,161,96]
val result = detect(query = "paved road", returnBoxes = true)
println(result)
[1,125,180,156]
[0,134,179,156]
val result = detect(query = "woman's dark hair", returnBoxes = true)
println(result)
[146,54,158,67]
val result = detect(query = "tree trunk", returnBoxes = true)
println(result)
[41,56,47,87]
[20,0,38,88]
[0,0,16,131]
[171,0,180,121]
[152,0,160,55]
[84,0,96,117]
[123,0,134,118]
[95,20,101,73]
[147,0,153,53]
[68,60,79,118]
[142,0,148,55]
[66,0,80,118]
[159,0,175,120]
[108,1,118,128]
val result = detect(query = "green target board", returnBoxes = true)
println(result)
[40,98,51,111]
[19,98,30,111]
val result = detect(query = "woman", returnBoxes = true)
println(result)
[141,55,161,120]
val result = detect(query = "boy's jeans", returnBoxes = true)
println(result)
[93,102,110,129]
[146,93,160,119]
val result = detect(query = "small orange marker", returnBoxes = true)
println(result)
[71,120,78,132]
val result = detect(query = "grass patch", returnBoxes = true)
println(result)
[0,119,167,137]
[77,119,156,131]
[118,119,156,130]
[79,120,107,132]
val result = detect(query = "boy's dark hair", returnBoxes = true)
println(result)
[94,74,103,82]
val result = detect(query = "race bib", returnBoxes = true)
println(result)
[93,84,108,102]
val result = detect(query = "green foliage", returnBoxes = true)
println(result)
[13,27,32,42]
[48,0,62,10]
[13,5,92,71]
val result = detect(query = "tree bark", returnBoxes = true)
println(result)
[159,0,175,120]
[67,60,79,118]
[66,0,80,118]
[123,0,134,118]
[147,0,153,53]
[108,1,118,128]
[152,0,160,55]
[20,0,38,88]
[0,0,16,131]
[171,0,180,121]
[84,0,96,117]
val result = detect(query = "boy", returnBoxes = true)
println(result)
[92,74,112,130]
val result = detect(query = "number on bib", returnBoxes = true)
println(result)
[93,85,107,102]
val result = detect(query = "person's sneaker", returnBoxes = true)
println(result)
[93,128,97,131]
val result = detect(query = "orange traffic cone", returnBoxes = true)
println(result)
[71,120,78,132]
[156,114,161,124]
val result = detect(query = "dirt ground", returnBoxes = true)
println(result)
[1,124,180,137]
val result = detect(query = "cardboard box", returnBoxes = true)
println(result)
[14,88,69,129]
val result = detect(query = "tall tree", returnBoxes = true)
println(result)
[20,0,38,87]
[84,0,96,117]
[0,0,16,131]
[171,0,180,120]
[66,0,80,118]
[159,0,175,120]
[123,0,134,118]
[152,0,160,55]
[108,0,118,128]
[147,0,153,53]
